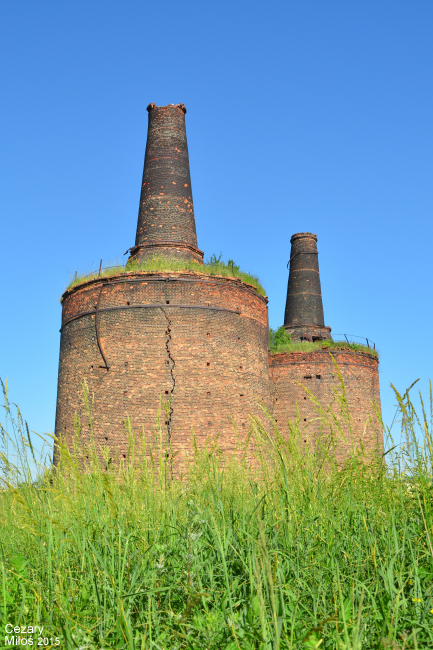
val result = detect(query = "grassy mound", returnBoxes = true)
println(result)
[270,326,378,357]
[1,378,432,648]
[64,254,266,297]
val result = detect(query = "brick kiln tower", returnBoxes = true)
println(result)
[54,103,272,467]
[271,233,383,465]
[128,103,204,264]
[284,232,331,341]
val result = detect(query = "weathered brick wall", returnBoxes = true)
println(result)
[269,349,383,464]
[54,271,271,468]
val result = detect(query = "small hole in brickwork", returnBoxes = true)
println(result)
[122,454,126,459]
[207,391,210,396]
[242,422,246,427]
[166,360,170,365]
[238,337,240,340]
[275,398,278,402]
[239,365,243,370]
[207,362,210,367]
[127,301,130,305]
[304,375,312,379]
[316,374,321,379]
[165,390,169,394]
[304,418,307,422]
[166,300,170,304]
[304,396,307,400]
[304,440,307,443]
[90,365,94,371]
[275,419,278,423]
[69,342,71,347]
[240,394,244,397]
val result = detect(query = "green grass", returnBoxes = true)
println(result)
[271,339,378,357]
[1,377,432,649]
[64,254,266,297]
[269,327,378,357]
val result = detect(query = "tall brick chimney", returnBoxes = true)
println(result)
[283,232,332,341]
[128,103,204,264]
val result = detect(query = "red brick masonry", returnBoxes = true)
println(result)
[54,271,272,467]
[269,349,383,464]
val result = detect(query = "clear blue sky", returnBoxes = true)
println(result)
[1,0,432,454]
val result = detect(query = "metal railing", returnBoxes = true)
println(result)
[332,334,376,351]
[72,262,127,282]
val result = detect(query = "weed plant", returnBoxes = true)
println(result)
[269,327,378,357]
[64,253,266,297]
[0,377,432,649]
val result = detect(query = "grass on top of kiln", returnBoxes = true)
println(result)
[64,253,266,297]
[270,326,379,356]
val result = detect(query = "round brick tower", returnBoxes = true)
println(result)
[284,232,331,341]
[271,232,383,464]
[53,104,272,468]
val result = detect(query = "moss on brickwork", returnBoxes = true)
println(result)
[65,255,266,297]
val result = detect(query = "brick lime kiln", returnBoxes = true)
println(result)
[270,232,383,463]
[53,104,271,466]
[53,103,383,468]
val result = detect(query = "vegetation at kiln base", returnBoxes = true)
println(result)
[269,326,379,357]
[64,252,266,297]
[1,377,433,649]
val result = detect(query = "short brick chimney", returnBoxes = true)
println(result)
[283,232,332,341]
[128,103,204,264]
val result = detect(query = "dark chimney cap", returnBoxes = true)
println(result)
[290,232,317,243]
[146,102,187,114]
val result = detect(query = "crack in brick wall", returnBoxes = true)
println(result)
[53,272,277,469]
[161,308,176,443]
